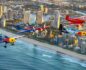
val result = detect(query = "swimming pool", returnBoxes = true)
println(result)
[0,40,86,70]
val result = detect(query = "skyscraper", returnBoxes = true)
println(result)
[0,5,4,18]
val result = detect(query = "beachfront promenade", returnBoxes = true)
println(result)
[0,28,86,61]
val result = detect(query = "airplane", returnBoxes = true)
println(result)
[3,21,35,35]
[76,31,86,36]
[12,24,35,33]
[8,23,35,33]
[13,24,34,31]
[64,27,79,35]
[58,24,79,35]
[0,34,25,48]
[17,28,35,33]
[58,23,86,37]
[16,24,49,33]
[65,15,85,26]
[78,16,86,21]
[35,25,49,31]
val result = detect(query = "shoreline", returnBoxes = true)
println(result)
[0,28,86,61]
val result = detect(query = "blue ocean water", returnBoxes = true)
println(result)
[0,40,86,70]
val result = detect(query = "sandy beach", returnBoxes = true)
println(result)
[0,28,86,61]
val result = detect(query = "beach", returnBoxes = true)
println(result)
[0,28,86,61]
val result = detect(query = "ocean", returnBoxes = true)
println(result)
[0,40,86,70]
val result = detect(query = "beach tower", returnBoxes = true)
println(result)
[36,11,44,24]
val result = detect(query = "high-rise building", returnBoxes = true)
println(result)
[0,5,4,18]
[23,9,30,24]
[36,11,44,24]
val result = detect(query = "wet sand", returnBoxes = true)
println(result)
[0,28,86,61]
